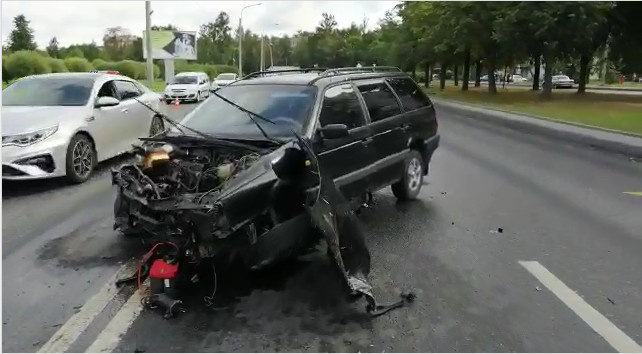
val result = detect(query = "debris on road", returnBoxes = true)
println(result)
[535,286,542,291]
[607,297,616,305]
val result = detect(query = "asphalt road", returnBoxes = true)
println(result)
[3,100,642,352]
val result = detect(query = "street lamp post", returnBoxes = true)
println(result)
[145,1,154,87]
[238,3,261,77]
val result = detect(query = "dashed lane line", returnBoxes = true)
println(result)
[623,192,642,197]
[37,261,137,353]
[519,261,642,353]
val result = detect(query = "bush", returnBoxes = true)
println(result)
[64,57,93,72]
[94,60,118,71]
[92,58,108,69]
[4,50,52,78]
[114,60,143,79]
[213,65,238,75]
[138,63,162,80]
[48,58,68,73]
[201,65,218,79]
[3,55,11,82]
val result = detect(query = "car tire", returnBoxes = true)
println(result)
[65,133,96,184]
[165,99,172,104]
[149,115,165,136]
[391,150,424,201]
[195,91,200,103]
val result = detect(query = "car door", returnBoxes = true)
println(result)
[313,83,377,200]
[200,75,210,97]
[354,78,408,190]
[113,80,150,145]
[91,79,129,160]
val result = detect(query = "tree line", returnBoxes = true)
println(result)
[3,1,641,99]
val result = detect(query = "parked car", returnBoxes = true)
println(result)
[480,73,500,82]
[163,72,210,103]
[211,73,238,91]
[2,72,164,183]
[112,66,440,307]
[550,75,574,89]
[510,74,528,83]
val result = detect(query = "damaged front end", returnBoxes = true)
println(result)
[112,135,318,270]
[113,132,411,317]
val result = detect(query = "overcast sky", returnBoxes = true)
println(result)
[1,0,399,49]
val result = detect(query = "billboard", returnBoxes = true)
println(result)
[142,30,197,60]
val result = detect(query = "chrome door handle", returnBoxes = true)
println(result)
[362,137,374,145]
[121,108,129,113]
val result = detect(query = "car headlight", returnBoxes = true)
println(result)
[2,125,59,147]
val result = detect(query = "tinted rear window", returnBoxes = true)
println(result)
[2,77,94,106]
[356,81,402,122]
[387,78,431,111]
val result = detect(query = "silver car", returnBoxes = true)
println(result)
[551,75,574,89]
[2,72,165,183]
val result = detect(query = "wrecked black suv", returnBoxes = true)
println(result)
[112,67,439,314]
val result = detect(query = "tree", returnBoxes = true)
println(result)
[103,26,136,61]
[317,13,338,33]
[46,37,60,58]
[7,15,37,51]
[608,1,642,75]
[199,12,233,64]
[151,24,179,31]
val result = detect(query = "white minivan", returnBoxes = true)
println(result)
[163,72,210,103]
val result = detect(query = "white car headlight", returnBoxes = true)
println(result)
[2,125,59,147]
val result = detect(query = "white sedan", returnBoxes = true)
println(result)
[2,72,165,183]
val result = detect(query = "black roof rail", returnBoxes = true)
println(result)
[241,68,328,80]
[320,66,402,77]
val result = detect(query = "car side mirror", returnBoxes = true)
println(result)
[95,96,120,108]
[320,124,349,139]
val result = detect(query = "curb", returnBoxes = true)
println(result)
[431,98,642,158]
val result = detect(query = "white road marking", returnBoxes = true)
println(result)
[37,261,137,353]
[85,281,148,353]
[519,261,642,353]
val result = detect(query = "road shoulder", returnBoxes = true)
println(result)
[432,98,642,158]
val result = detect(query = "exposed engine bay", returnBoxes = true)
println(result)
[112,113,414,319]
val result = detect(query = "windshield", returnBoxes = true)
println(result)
[176,84,317,139]
[172,76,198,84]
[553,75,570,80]
[2,77,94,106]
[217,74,236,80]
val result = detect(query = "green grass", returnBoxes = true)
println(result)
[139,79,166,92]
[425,85,642,135]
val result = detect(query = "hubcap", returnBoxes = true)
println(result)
[407,157,422,191]
[72,140,93,178]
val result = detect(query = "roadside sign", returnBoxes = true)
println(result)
[142,30,197,60]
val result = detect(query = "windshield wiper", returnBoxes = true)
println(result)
[133,97,219,141]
